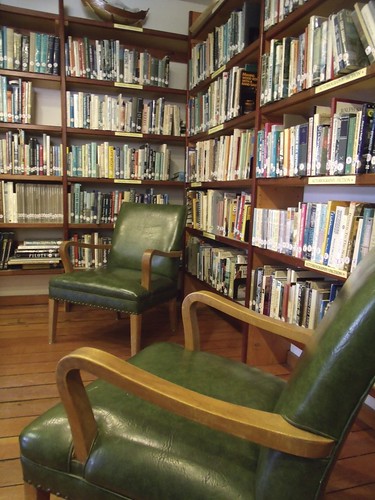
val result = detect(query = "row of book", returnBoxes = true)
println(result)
[0,26,60,75]
[252,200,375,273]
[67,142,171,181]
[260,7,370,106]
[189,0,260,89]
[0,230,15,269]
[185,234,248,302]
[0,76,32,124]
[6,239,62,270]
[68,233,112,269]
[65,36,170,87]
[263,0,306,31]
[188,66,257,136]
[186,128,255,182]
[186,189,251,243]
[0,181,63,224]
[0,131,63,176]
[66,91,184,136]
[250,264,343,329]
[69,185,170,225]
[257,98,375,178]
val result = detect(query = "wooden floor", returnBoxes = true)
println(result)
[0,301,374,499]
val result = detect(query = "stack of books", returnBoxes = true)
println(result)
[7,240,62,269]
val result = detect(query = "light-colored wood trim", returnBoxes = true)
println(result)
[182,291,313,352]
[130,314,142,356]
[141,249,182,289]
[56,345,334,464]
[358,404,375,430]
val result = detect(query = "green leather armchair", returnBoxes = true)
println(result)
[48,202,187,355]
[20,248,375,499]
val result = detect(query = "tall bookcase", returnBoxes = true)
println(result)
[186,0,375,366]
[184,0,260,302]
[0,0,188,282]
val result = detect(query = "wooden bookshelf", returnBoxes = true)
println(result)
[0,0,188,273]
[187,0,375,365]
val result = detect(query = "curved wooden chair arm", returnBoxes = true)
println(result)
[59,240,113,272]
[141,249,183,289]
[56,347,334,465]
[182,291,313,351]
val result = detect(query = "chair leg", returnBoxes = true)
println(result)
[169,298,178,332]
[24,482,50,499]
[130,314,142,356]
[48,298,58,344]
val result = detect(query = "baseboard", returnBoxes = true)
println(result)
[0,295,49,306]
[358,403,375,429]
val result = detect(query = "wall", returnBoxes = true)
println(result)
[0,0,211,33]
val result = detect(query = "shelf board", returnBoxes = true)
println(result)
[0,4,60,33]
[0,69,61,89]
[186,226,249,250]
[65,16,188,63]
[256,174,375,187]
[187,179,252,188]
[0,175,63,182]
[66,77,187,101]
[67,177,185,187]
[66,127,186,143]
[0,223,64,229]
[0,122,62,134]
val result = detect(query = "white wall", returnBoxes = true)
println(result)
[0,0,211,33]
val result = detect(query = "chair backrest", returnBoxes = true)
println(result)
[108,202,187,279]
[256,248,375,500]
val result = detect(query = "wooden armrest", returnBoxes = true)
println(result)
[182,291,313,351]
[59,240,112,272]
[56,347,334,464]
[141,249,183,289]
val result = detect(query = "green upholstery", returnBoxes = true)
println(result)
[20,249,375,500]
[48,202,187,352]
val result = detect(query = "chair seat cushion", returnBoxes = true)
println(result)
[49,268,177,313]
[20,342,285,500]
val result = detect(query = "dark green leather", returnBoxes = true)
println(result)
[20,343,285,499]
[20,248,375,499]
[255,249,375,499]
[49,203,187,314]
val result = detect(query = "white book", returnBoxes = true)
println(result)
[350,216,364,271]
[327,205,349,268]
[361,0,375,47]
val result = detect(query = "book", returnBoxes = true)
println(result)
[353,101,375,173]
[327,204,350,268]
[357,206,375,263]
[296,122,309,176]
[352,2,375,64]
[332,114,352,175]
[322,200,350,266]
[0,231,15,269]
[342,201,367,271]
[360,0,375,49]
[310,105,331,176]
[350,216,364,271]
[336,8,368,73]
[328,97,367,174]
[238,69,257,114]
